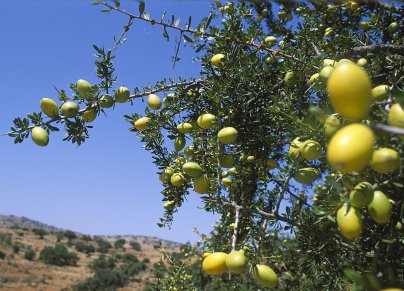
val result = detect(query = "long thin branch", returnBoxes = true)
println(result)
[275,169,294,215]
[372,124,404,135]
[231,206,240,252]
[351,44,404,55]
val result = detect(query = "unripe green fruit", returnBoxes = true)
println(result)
[246,156,255,163]
[40,98,59,118]
[253,264,278,288]
[194,174,210,194]
[115,86,130,103]
[174,136,186,152]
[388,22,398,34]
[357,58,367,67]
[284,71,295,87]
[147,94,162,110]
[31,127,49,147]
[82,109,97,123]
[221,155,235,168]
[323,59,337,67]
[324,115,340,138]
[300,140,322,160]
[77,79,92,99]
[264,36,277,47]
[222,177,232,187]
[368,191,392,224]
[371,85,389,101]
[182,162,203,177]
[267,159,278,169]
[226,251,248,274]
[197,113,216,129]
[360,22,370,31]
[100,94,114,108]
[177,123,193,134]
[61,102,79,118]
[218,127,238,144]
[294,168,320,184]
[320,66,334,81]
[349,182,374,208]
[171,173,185,187]
[184,146,194,157]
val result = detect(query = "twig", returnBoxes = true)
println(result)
[371,124,404,135]
[231,206,241,252]
[351,44,404,55]
[275,169,295,215]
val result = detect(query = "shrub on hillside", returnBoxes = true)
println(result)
[114,238,126,250]
[39,243,78,266]
[95,238,112,254]
[12,243,20,254]
[0,232,12,246]
[0,250,6,259]
[24,246,36,261]
[64,230,77,240]
[32,228,47,239]
[130,241,141,251]
[75,241,95,255]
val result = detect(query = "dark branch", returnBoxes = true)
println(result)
[351,44,404,55]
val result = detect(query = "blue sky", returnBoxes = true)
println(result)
[0,0,218,243]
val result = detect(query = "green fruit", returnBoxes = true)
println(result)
[40,98,59,117]
[77,79,92,99]
[82,109,97,123]
[177,123,193,134]
[171,173,185,187]
[360,22,370,31]
[309,73,324,90]
[174,136,186,152]
[221,155,235,168]
[371,85,389,101]
[294,168,320,184]
[226,251,247,274]
[288,137,304,161]
[197,113,216,129]
[396,221,402,230]
[265,56,276,64]
[324,115,341,138]
[221,171,229,178]
[370,148,400,174]
[115,86,130,103]
[228,167,237,175]
[159,171,172,184]
[31,127,49,147]
[349,182,374,208]
[388,22,398,34]
[337,204,362,240]
[323,59,337,67]
[100,94,114,108]
[320,66,335,81]
[222,177,232,187]
[61,102,79,118]
[264,36,277,47]
[300,140,322,160]
[147,94,162,110]
[182,162,203,177]
[134,117,149,131]
[267,159,278,169]
[253,264,278,288]
[284,71,295,87]
[388,103,404,132]
[368,191,392,224]
[218,127,238,144]
[194,174,210,194]
[184,146,195,157]
[357,58,368,67]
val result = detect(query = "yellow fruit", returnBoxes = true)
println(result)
[265,56,276,64]
[77,79,92,99]
[174,136,186,151]
[323,59,337,67]
[288,137,304,161]
[300,140,322,160]
[211,54,225,67]
[197,113,216,129]
[309,73,323,90]
[171,173,185,187]
[320,66,334,81]
[284,71,295,87]
[370,148,400,174]
[82,109,97,123]
[194,174,210,194]
[294,168,320,184]
[388,103,404,130]
[221,155,234,168]
[31,127,49,147]
[368,191,392,224]
[267,159,278,169]
[327,62,371,120]
[264,36,277,47]
[228,167,237,175]
[371,85,389,101]
[337,204,362,240]
[226,251,247,274]
[61,101,79,118]
[324,115,340,138]
[222,177,232,187]
[349,182,374,208]
[357,58,367,67]
[100,94,114,108]
[163,201,175,210]
[115,86,130,103]
[218,127,238,144]
[324,27,333,37]
[246,156,255,163]
[253,264,278,288]
[327,124,374,173]
[182,162,203,177]
[160,167,174,184]
[396,222,402,230]
[222,171,229,178]
[360,22,370,31]
[177,123,193,134]
[381,289,404,291]
[40,98,59,117]
[202,252,211,259]
[147,94,162,110]
[388,22,398,34]
[134,117,150,131]
[202,252,227,275]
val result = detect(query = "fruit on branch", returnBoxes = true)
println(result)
[202,252,228,275]
[177,123,193,134]
[147,94,162,110]
[170,173,185,187]
[371,85,389,101]
[370,148,400,174]
[267,159,278,170]
[388,22,398,33]
[327,62,371,120]
[349,182,374,208]
[160,167,174,184]
[388,103,404,131]
[320,66,334,81]
[182,162,203,177]
[337,204,362,240]
[197,113,216,129]
[163,201,175,210]
[220,155,234,168]
[324,27,333,37]
[357,58,368,67]
[288,137,304,161]
[60,101,79,118]
[218,127,238,144]
[31,127,49,147]
[184,146,194,157]
[265,56,276,64]
[99,94,114,108]
[323,59,337,67]
[264,36,277,47]
[194,174,210,194]
[300,140,322,160]
[211,54,225,67]
[228,167,237,175]
[134,117,150,131]
[222,171,229,178]
[309,73,323,90]
[368,191,392,224]
[360,22,370,31]
[82,109,97,123]
[294,168,320,184]
[226,250,247,274]
[246,156,255,163]
[115,86,130,103]
[202,252,211,260]
[327,124,374,173]
[163,93,175,106]
[174,136,186,152]
[40,98,59,118]
[222,177,232,187]
[77,79,92,100]
[253,264,278,288]
[324,115,340,138]
[284,71,295,87]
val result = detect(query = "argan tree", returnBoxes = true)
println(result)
[7,1,404,290]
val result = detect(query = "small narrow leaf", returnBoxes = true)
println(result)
[139,1,145,15]
[205,13,213,29]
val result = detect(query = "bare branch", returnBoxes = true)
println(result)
[351,44,404,55]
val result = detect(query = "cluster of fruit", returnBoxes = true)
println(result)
[202,251,278,288]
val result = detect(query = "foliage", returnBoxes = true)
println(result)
[12,243,20,254]
[114,238,126,250]
[95,238,112,254]
[0,250,6,260]
[0,232,12,246]
[32,228,48,239]
[130,241,141,251]
[39,243,78,266]
[24,246,36,261]
[63,230,77,240]
[75,241,95,255]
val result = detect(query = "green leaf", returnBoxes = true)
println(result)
[183,34,193,43]
[163,27,169,41]
[187,16,192,28]
[205,13,213,30]
[139,1,145,15]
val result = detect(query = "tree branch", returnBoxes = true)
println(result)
[371,124,404,135]
[351,44,404,55]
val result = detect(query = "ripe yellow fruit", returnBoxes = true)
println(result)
[267,159,278,170]
[324,115,340,138]
[294,168,320,184]
[202,252,227,275]
[288,137,304,161]
[147,94,162,110]
[40,98,59,117]
[100,94,114,108]
[324,27,333,37]
[246,156,255,163]
[171,173,185,187]
[77,79,92,99]
[323,59,337,67]
[284,71,295,87]
[368,191,392,224]
[182,162,203,177]
[202,252,211,259]
[197,113,216,129]
[253,264,278,288]
[228,167,237,175]
[177,123,193,134]
[337,204,362,240]
[218,127,238,144]
[381,288,404,291]
[309,73,324,90]
[371,85,389,101]
[327,62,371,120]
[61,101,79,118]
[115,86,130,103]
[31,127,49,147]
[226,251,247,274]
[211,54,225,67]
[320,66,334,81]
[220,155,234,168]
[370,148,400,174]
[349,182,374,208]
[300,140,322,160]
[134,117,150,131]
[327,124,374,173]
[222,177,232,187]
[174,136,186,151]
[82,109,97,123]
[194,174,210,194]
[388,103,404,130]
[163,201,175,210]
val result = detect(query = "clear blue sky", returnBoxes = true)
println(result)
[0,0,218,243]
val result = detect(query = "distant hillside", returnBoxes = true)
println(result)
[0,215,62,232]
